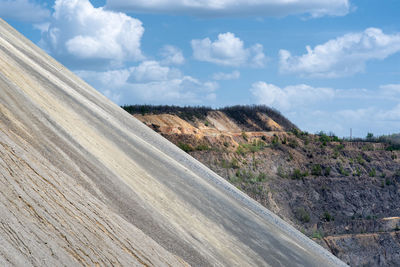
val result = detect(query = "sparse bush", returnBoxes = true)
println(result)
[277,166,287,179]
[357,155,365,166]
[331,135,340,142]
[288,138,298,148]
[311,164,322,176]
[282,137,287,144]
[220,159,229,168]
[257,172,267,182]
[304,137,310,146]
[322,211,334,222]
[241,131,248,141]
[295,207,310,223]
[236,141,266,155]
[362,144,374,151]
[236,145,246,155]
[386,144,400,151]
[291,128,301,137]
[271,135,281,149]
[312,230,324,239]
[249,140,266,152]
[229,173,241,185]
[324,167,331,176]
[195,144,209,151]
[230,158,240,169]
[291,169,308,180]
[353,167,361,177]
[369,168,376,177]
[336,144,345,150]
[318,132,330,145]
[235,169,242,178]
[178,142,193,152]
[234,170,262,185]
[339,165,349,176]
[326,132,340,142]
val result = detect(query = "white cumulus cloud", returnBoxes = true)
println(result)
[77,61,218,105]
[129,60,182,82]
[377,104,400,121]
[106,0,350,18]
[250,82,335,110]
[380,84,400,96]
[212,70,240,80]
[192,32,265,67]
[160,45,185,65]
[250,82,400,137]
[40,0,144,67]
[279,28,400,78]
[0,0,50,22]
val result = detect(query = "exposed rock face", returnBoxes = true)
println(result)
[0,130,186,266]
[131,108,400,266]
[0,19,345,266]
[321,232,400,266]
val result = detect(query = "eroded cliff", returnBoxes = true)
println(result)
[130,106,400,266]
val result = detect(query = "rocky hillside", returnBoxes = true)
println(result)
[126,105,400,266]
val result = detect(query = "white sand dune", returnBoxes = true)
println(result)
[0,18,346,266]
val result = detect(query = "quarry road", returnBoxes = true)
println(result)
[0,18,347,266]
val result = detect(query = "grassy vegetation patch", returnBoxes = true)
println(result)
[291,169,308,180]
[177,142,193,152]
[311,164,322,176]
[295,207,310,223]
[236,140,266,154]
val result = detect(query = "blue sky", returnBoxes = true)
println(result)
[1,0,399,137]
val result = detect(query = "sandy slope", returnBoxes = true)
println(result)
[0,19,346,266]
